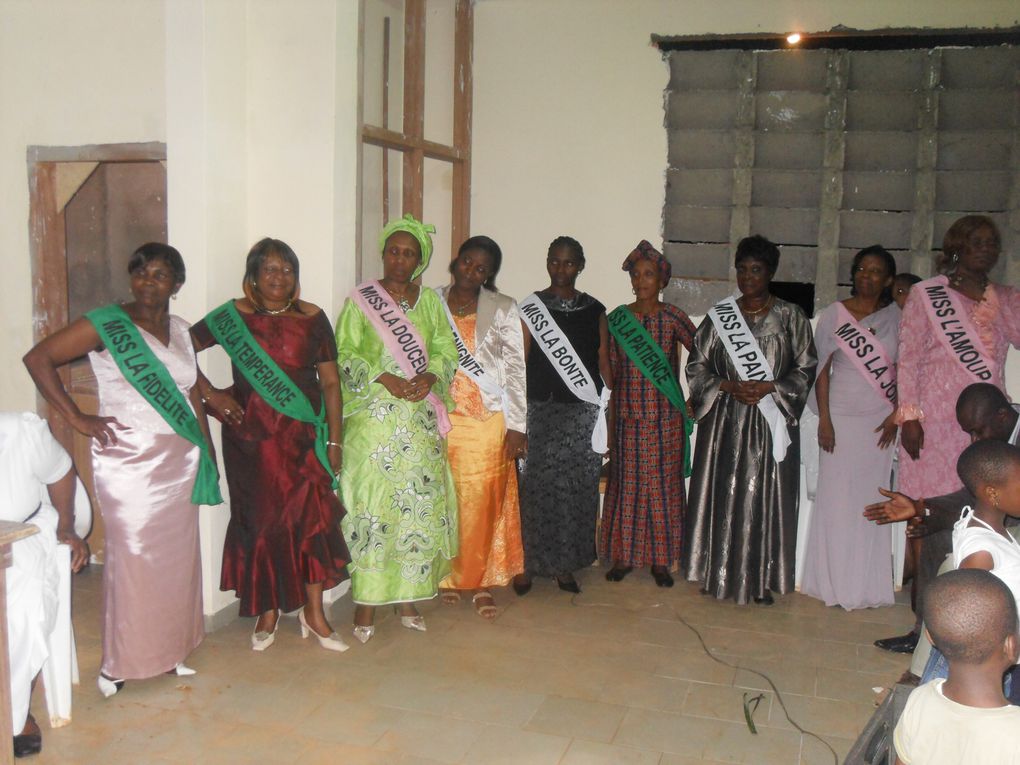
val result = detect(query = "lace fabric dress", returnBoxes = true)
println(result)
[896,278,1020,498]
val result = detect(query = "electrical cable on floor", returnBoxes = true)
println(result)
[548,591,840,765]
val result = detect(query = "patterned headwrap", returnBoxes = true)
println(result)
[622,240,671,285]
[379,213,436,280]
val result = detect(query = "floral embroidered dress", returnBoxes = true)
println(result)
[335,286,460,605]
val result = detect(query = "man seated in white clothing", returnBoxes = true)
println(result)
[0,412,88,758]
[894,569,1020,765]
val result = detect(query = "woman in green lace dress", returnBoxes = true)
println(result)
[335,215,459,643]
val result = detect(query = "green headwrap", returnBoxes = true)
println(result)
[379,213,436,280]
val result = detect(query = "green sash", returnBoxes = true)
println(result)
[607,305,693,477]
[85,304,223,505]
[203,300,336,488]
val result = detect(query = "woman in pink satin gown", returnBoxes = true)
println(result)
[23,243,213,697]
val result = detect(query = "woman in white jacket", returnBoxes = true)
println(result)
[438,236,527,618]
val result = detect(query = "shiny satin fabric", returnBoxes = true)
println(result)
[443,410,524,589]
[438,286,528,433]
[684,299,816,604]
[194,311,350,617]
[92,427,203,679]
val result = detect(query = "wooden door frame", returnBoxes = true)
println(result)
[360,0,473,266]
[27,141,167,448]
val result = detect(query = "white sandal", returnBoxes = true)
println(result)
[472,591,497,620]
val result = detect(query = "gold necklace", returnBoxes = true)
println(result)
[448,295,478,316]
[256,299,292,315]
[950,270,989,291]
[739,295,773,318]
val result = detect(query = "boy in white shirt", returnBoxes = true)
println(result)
[894,568,1020,764]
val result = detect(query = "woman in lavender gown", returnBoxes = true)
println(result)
[801,246,900,610]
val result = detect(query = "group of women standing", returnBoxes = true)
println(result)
[19,212,1018,698]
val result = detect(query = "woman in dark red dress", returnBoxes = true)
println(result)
[192,238,350,653]
[600,242,696,587]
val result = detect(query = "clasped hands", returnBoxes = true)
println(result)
[378,372,438,403]
[721,379,775,406]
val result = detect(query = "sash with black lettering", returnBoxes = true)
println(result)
[350,281,452,436]
[917,275,996,383]
[440,299,509,414]
[85,304,223,505]
[831,302,897,407]
[707,297,791,462]
[203,300,336,488]
[518,293,611,453]
[607,306,693,477]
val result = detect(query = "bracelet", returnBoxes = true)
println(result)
[326,440,342,448]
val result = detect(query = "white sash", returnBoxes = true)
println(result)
[918,275,995,383]
[518,293,611,453]
[708,297,791,462]
[440,299,509,414]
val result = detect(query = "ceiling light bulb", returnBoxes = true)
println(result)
[786,32,802,44]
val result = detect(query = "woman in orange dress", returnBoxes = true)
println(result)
[438,236,527,617]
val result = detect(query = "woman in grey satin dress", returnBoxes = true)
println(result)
[683,236,816,605]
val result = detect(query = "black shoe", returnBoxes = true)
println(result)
[13,733,41,758]
[651,567,674,588]
[874,631,919,654]
[512,575,532,597]
[556,576,581,594]
[753,592,774,606]
[605,566,633,582]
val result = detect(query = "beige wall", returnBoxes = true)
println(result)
[470,0,1020,310]
[3,0,361,619]
[165,0,360,617]
[0,0,167,411]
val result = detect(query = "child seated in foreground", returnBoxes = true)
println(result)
[894,568,1020,764]
[920,440,1020,697]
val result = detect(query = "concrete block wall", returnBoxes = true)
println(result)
[663,43,1020,316]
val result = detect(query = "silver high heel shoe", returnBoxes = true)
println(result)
[395,606,427,632]
[352,625,375,644]
[251,611,280,652]
[97,674,124,698]
[298,609,349,652]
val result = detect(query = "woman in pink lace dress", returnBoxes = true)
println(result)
[897,215,1020,500]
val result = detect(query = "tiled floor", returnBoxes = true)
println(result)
[30,565,913,764]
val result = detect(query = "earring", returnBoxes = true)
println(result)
[951,252,959,265]
[171,293,178,301]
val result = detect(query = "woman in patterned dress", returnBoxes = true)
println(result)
[601,241,696,587]
[335,215,459,642]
